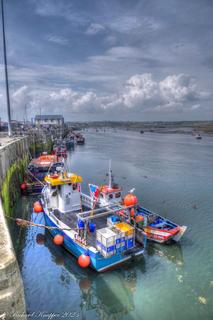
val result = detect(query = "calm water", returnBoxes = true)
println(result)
[9,130,213,320]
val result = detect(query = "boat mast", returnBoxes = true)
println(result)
[108,159,112,188]
[1,0,12,136]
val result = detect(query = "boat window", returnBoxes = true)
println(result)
[109,194,113,199]
[99,193,104,198]
[115,192,121,198]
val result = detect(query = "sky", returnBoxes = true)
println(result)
[0,0,213,122]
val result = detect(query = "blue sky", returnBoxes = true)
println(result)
[0,0,213,121]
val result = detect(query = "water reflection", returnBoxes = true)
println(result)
[147,242,184,267]
[43,230,146,320]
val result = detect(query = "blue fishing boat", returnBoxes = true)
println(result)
[40,171,146,272]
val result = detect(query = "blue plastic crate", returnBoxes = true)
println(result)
[116,238,121,244]
[127,238,134,248]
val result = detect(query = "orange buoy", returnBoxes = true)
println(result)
[53,234,64,246]
[21,182,27,190]
[33,201,43,213]
[78,254,90,268]
[135,215,144,223]
[130,208,135,217]
[36,233,45,245]
[124,194,138,207]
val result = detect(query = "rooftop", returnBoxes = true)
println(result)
[35,115,64,120]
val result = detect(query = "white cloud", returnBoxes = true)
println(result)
[121,73,210,112]
[85,23,105,35]
[1,73,210,120]
[104,35,117,46]
[109,16,162,34]
[32,0,88,25]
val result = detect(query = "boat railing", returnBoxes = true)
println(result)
[76,203,134,222]
[81,193,93,209]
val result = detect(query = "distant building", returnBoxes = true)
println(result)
[35,115,64,126]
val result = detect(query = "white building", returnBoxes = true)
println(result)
[35,115,64,126]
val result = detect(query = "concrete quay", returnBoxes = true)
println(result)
[0,135,28,319]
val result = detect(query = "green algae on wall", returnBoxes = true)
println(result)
[29,139,53,157]
[1,137,53,215]
[1,155,29,215]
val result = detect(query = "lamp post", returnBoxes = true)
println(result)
[1,0,12,136]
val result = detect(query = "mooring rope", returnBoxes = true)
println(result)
[25,169,45,186]
[5,215,72,231]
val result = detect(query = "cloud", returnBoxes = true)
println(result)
[31,0,89,25]
[104,35,117,46]
[45,35,69,46]
[109,16,162,34]
[85,23,105,35]
[121,73,210,112]
[4,73,210,120]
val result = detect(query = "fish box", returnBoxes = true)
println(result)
[111,226,127,252]
[114,222,134,236]
[126,237,134,249]
[96,227,117,257]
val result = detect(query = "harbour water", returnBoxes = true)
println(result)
[9,130,213,319]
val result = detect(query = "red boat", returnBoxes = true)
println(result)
[21,153,64,195]
[52,145,67,158]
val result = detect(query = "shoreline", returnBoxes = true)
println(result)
[67,121,213,135]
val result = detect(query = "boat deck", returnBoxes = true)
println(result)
[54,207,109,248]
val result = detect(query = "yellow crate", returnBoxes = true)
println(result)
[114,222,134,236]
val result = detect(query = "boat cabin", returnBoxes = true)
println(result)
[44,173,83,213]
[98,185,122,207]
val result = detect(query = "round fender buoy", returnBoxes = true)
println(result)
[53,234,64,246]
[21,183,27,190]
[135,215,144,223]
[33,201,43,213]
[78,254,90,268]
[124,194,138,207]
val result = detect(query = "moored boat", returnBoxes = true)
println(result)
[40,171,145,272]
[75,133,85,145]
[21,153,64,195]
[135,206,187,243]
[195,133,202,140]
[52,144,68,158]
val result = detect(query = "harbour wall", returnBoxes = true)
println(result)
[0,137,30,319]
